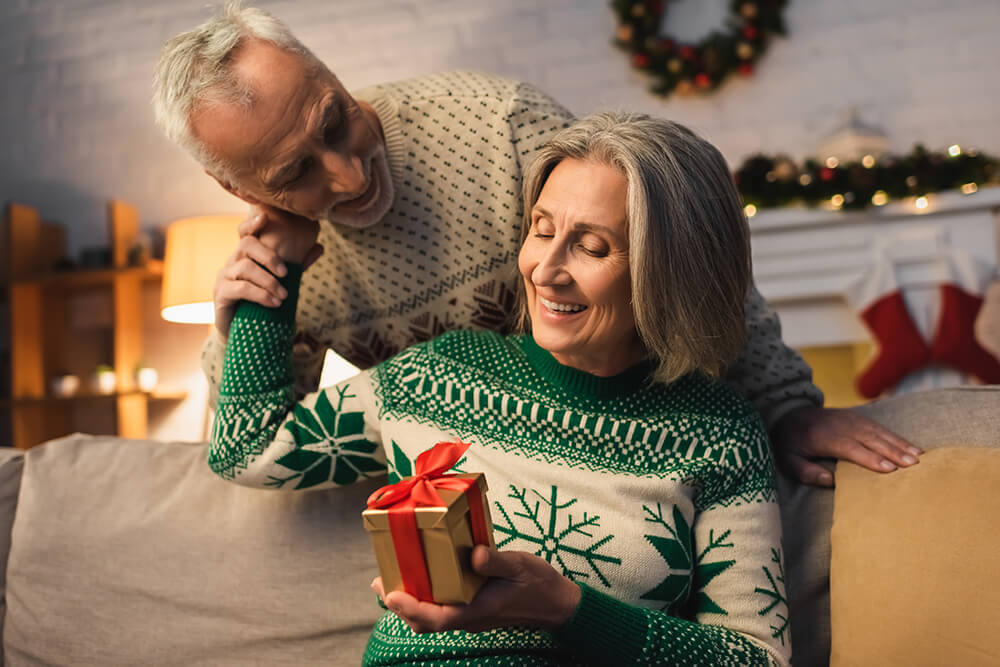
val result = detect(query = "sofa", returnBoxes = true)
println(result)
[0,385,995,666]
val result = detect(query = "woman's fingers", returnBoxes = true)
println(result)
[234,235,288,278]
[381,590,464,634]
[221,256,287,301]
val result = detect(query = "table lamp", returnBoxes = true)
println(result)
[161,215,243,324]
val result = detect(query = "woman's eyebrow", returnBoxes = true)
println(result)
[533,206,624,241]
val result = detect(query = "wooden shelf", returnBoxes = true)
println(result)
[2,390,186,407]
[11,260,163,290]
[3,200,177,449]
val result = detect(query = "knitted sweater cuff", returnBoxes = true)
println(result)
[553,583,647,665]
[762,397,819,432]
[234,262,304,325]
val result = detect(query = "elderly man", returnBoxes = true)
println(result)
[153,3,919,486]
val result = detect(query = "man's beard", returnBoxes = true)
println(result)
[322,147,394,229]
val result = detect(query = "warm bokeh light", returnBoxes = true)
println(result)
[961,182,979,194]
[744,204,757,218]
[871,190,889,206]
[161,215,243,324]
[914,195,929,210]
[948,144,962,157]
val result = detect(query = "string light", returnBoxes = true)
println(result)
[914,196,929,211]
[862,155,876,168]
[830,194,844,209]
[871,190,889,206]
[961,182,978,194]
[825,156,839,169]
[799,173,812,186]
[948,144,962,157]
[744,204,757,218]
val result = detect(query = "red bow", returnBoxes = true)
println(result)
[367,441,490,602]
[367,440,472,510]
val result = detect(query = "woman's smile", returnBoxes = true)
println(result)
[538,296,587,315]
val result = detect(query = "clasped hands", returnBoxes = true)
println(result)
[371,545,581,634]
[212,204,323,338]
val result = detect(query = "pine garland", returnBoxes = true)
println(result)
[611,0,787,98]
[734,145,1000,212]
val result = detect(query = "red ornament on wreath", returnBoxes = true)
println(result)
[612,0,789,99]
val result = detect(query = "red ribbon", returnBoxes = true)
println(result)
[366,441,490,602]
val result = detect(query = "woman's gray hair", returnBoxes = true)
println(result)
[151,1,320,179]
[516,111,751,384]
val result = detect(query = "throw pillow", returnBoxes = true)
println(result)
[829,446,1000,666]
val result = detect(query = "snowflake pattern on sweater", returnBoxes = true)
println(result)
[210,269,791,666]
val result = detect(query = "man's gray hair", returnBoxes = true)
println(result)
[152,1,320,179]
[516,111,751,384]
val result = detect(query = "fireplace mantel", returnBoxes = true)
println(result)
[749,188,1000,349]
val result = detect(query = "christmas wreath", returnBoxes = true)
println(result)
[611,0,787,97]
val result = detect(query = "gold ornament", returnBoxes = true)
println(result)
[616,24,634,43]
[740,2,759,19]
[737,41,754,60]
[667,58,683,73]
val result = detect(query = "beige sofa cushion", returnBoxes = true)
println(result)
[780,385,1000,667]
[830,446,1000,666]
[4,434,383,667]
[0,448,24,667]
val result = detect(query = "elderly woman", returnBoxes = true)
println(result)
[210,112,790,666]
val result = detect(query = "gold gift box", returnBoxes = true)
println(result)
[362,473,495,604]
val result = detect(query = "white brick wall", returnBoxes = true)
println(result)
[2,0,998,256]
[2,0,998,439]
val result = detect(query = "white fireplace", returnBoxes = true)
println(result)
[750,188,1000,349]
[749,188,1000,402]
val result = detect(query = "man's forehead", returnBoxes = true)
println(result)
[190,40,329,171]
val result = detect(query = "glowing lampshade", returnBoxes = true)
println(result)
[161,215,242,324]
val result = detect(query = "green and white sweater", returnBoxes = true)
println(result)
[201,70,821,430]
[211,266,791,667]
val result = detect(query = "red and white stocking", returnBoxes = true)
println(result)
[929,252,1000,383]
[846,257,930,399]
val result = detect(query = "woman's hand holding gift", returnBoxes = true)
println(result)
[372,545,581,634]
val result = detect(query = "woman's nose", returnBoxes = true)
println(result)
[532,245,571,286]
[320,149,366,195]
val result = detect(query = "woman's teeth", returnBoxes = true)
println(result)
[540,297,586,313]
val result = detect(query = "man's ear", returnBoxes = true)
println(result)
[207,169,261,205]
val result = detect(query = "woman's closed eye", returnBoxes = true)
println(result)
[532,218,555,238]
[579,242,608,257]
